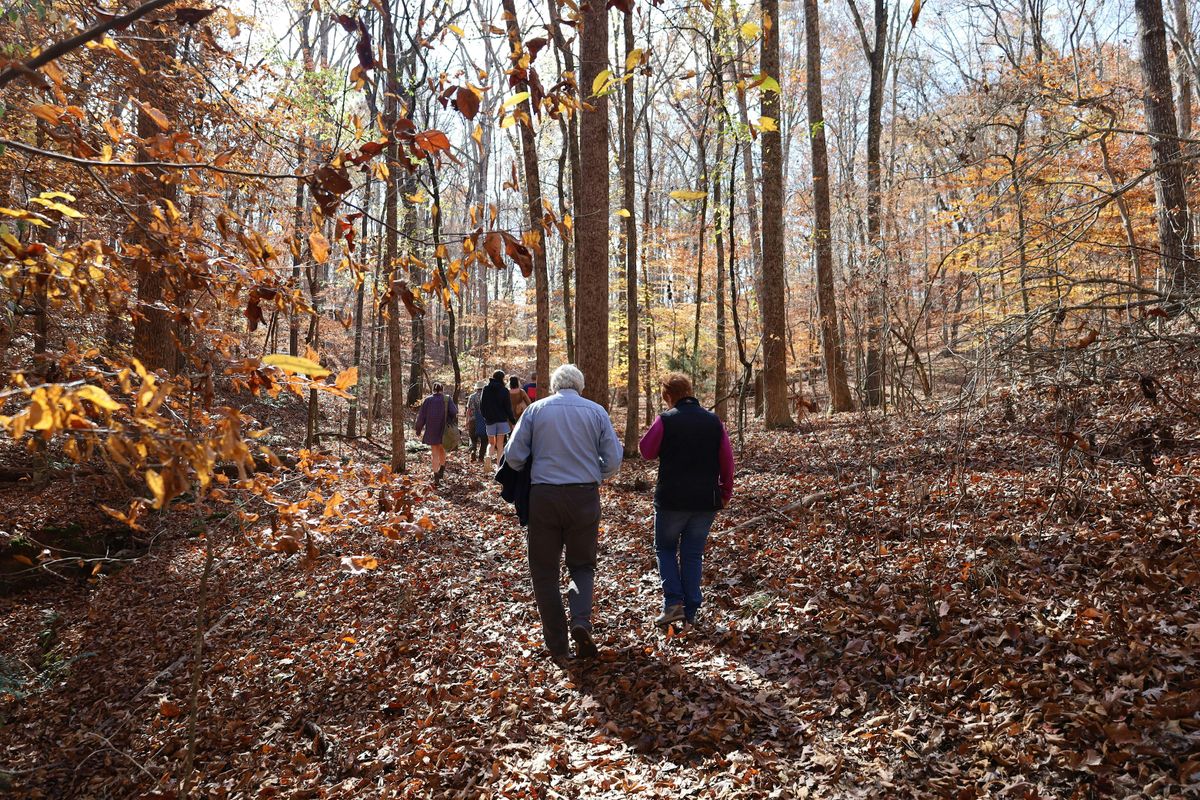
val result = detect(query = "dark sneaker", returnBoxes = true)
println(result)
[655,604,685,628]
[549,652,572,670]
[571,626,599,659]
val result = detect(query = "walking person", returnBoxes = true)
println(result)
[639,373,734,629]
[414,382,458,485]
[504,364,623,665]
[465,380,487,463]
[509,375,533,419]
[480,369,516,468]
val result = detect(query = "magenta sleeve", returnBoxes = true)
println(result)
[718,425,735,504]
[638,416,664,460]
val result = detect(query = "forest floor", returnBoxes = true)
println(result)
[1,369,1199,798]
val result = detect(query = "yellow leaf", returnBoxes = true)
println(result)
[448,23,464,36]
[616,208,631,217]
[500,113,517,129]
[75,385,122,411]
[262,354,331,378]
[309,230,330,263]
[334,366,358,390]
[624,48,643,72]
[591,69,613,97]
[740,22,761,39]
[502,91,529,110]
[755,74,781,94]
[146,469,166,509]
[757,115,778,132]
[670,189,707,201]
[30,197,84,219]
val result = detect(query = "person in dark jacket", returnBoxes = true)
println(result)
[639,373,734,629]
[480,369,516,468]
[465,381,487,463]
[414,382,457,484]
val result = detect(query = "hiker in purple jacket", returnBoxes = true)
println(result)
[415,382,457,485]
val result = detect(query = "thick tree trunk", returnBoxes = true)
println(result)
[622,11,640,454]
[760,0,795,426]
[576,0,610,405]
[803,0,853,411]
[503,0,550,395]
[132,39,179,374]
[1134,0,1198,301]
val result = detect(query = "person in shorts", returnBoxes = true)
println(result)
[480,369,516,469]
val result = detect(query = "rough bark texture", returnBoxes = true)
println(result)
[132,31,179,374]
[502,0,550,395]
[575,1,610,406]
[622,11,640,455]
[803,0,854,412]
[760,0,795,426]
[1134,0,1198,301]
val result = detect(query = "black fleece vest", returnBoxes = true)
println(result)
[654,398,722,511]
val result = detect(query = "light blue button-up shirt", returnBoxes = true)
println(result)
[503,389,623,485]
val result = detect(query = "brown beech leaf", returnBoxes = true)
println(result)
[455,86,480,120]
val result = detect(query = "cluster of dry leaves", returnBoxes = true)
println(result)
[0,364,1197,798]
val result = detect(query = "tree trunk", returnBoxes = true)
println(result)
[712,58,728,422]
[428,164,462,401]
[576,0,611,405]
[1174,0,1194,141]
[622,11,640,454]
[760,0,796,426]
[503,0,550,395]
[347,175,370,438]
[132,38,179,374]
[381,0,406,472]
[848,0,887,407]
[1134,0,1198,301]
[548,0,580,362]
[691,134,709,380]
[803,0,853,411]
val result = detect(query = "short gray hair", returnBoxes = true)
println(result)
[550,363,585,394]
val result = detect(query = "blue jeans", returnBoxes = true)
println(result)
[654,509,717,622]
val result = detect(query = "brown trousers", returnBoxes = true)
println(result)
[526,484,601,655]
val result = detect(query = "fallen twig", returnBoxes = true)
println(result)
[715,482,867,537]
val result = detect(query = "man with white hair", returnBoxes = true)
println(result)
[504,363,623,665]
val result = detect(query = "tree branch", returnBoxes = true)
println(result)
[0,0,181,90]
[0,138,303,180]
